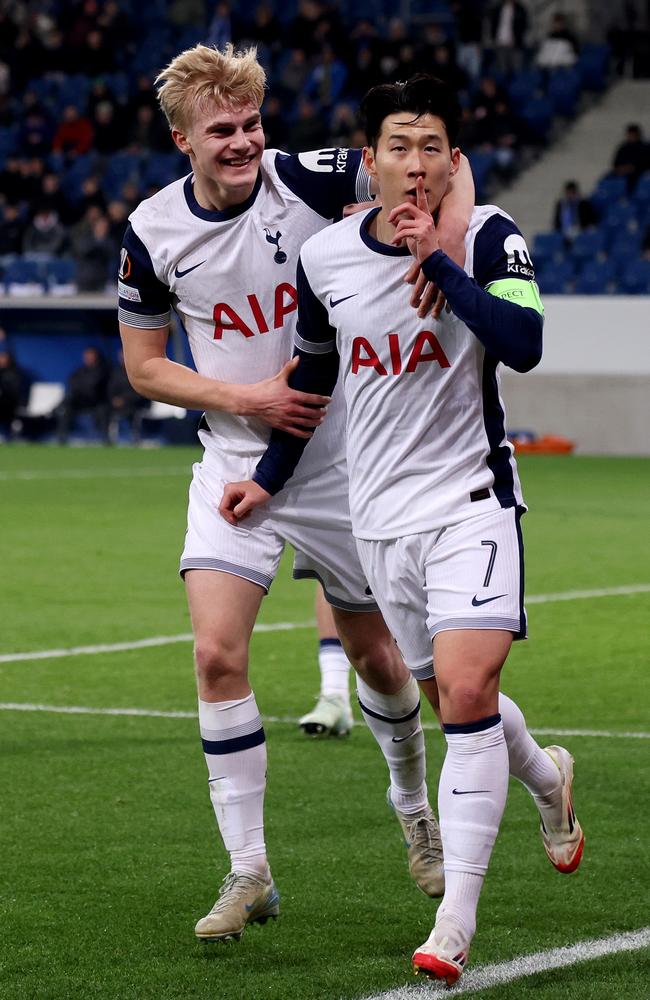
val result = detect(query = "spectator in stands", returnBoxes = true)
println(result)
[206,2,240,49]
[490,0,528,75]
[56,346,109,444]
[430,44,468,93]
[287,97,328,152]
[0,348,24,438]
[108,350,149,443]
[68,176,107,224]
[536,13,579,70]
[18,104,53,158]
[288,0,331,57]
[277,49,309,103]
[92,102,122,156]
[612,124,650,192]
[0,157,24,206]
[22,206,68,256]
[304,44,348,111]
[106,200,130,246]
[127,105,170,153]
[169,0,206,29]
[0,204,26,255]
[261,95,288,149]
[248,3,282,58]
[451,0,484,80]
[39,173,70,222]
[71,215,117,292]
[553,180,598,244]
[52,105,94,159]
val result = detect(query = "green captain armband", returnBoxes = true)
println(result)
[486,278,544,315]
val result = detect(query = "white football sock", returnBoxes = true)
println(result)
[199,692,269,878]
[499,692,563,827]
[437,715,509,941]
[357,674,428,814]
[318,638,352,703]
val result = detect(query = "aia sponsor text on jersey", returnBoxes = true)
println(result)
[212,283,297,340]
[351,331,451,376]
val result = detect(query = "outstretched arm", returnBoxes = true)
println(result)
[119,324,330,437]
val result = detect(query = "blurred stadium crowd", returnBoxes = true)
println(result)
[0,0,648,296]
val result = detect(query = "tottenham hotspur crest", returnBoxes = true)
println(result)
[263,228,287,264]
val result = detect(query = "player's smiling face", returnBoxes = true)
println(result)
[363,112,459,218]
[173,101,265,210]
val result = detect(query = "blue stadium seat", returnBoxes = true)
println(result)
[142,152,185,190]
[577,44,610,91]
[2,258,47,294]
[507,71,543,113]
[546,68,581,117]
[573,259,614,294]
[619,259,650,294]
[521,96,553,140]
[608,234,643,270]
[536,259,574,294]
[633,171,650,205]
[467,150,495,199]
[570,229,606,262]
[45,257,78,293]
[590,174,627,211]
[532,231,565,264]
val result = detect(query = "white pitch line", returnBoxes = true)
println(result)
[363,926,650,999]
[0,620,316,664]
[0,703,648,739]
[526,583,650,603]
[0,584,647,666]
[0,466,189,481]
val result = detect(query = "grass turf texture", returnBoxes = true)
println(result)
[1,446,648,1000]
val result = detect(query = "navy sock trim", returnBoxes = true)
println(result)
[319,638,343,650]
[357,696,420,725]
[442,713,501,735]
[201,728,265,755]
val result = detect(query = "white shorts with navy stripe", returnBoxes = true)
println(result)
[355,506,527,679]
[180,454,377,612]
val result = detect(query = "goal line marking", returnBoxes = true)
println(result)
[361,926,650,999]
[0,703,647,740]
[1,583,648,666]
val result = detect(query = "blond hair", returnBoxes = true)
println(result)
[155,43,266,133]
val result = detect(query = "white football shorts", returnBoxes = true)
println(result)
[355,506,527,679]
[180,453,377,612]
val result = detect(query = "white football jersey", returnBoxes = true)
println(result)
[297,205,532,539]
[117,148,370,480]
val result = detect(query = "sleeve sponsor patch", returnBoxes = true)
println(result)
[118,280,142,303]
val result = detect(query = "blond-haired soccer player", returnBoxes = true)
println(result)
[118,45,475,941]
[222,75,584,982]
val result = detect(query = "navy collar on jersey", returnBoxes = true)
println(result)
[183,172,263,222]
[360,206,411,257]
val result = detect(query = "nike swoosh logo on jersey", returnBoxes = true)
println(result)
[392,730,417,743]
[471,593,507,606]
[329,293,358,308]
[452,788,491,795]
[174,259,207,278]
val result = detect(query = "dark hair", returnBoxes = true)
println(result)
[359,74,461,150]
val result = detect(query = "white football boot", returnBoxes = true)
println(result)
[388,789,445,897]
[540,745,585,873]
[412,916,470,985]
[194,872,280,941]
[299,694,353,737]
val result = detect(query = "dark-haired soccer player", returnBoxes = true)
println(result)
[221,75,584,983]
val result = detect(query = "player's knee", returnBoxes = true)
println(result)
[193,637,247,686]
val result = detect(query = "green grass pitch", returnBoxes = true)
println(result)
[1,445,648,1000]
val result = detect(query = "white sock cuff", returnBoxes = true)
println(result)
[199,692,262,740]
[356,674,419,721]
